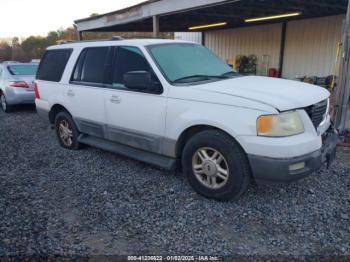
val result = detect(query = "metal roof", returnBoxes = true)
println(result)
[75,0,160,24]
[74,0,348,32]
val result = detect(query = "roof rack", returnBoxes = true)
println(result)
[57,40,74,45]
[58,36,125,45]
[111,36,124,40]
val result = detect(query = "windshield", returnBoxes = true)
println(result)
[148,43,238,84]
[7,64,38,75]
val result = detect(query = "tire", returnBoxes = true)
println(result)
[1,93,13,113]
[182,130,251,201]
[54,111,81,150]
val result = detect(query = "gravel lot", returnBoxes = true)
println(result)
[0,107,349,259]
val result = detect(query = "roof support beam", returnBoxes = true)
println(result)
[334,0,350,135]
[73,24,83,41]
[153,15,160,38]
[278,21,287,77]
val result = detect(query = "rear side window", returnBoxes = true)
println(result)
[71,47,109,84]
[37,49,72,82]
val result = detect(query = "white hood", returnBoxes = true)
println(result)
[193,76,330,111]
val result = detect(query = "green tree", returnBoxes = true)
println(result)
[0,41,12,62]
[11,37,26,61]
[21,36,49,60]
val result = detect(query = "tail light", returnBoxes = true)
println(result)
[33,81,40,99]
[9,81,29,88]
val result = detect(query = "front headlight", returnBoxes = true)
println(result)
[257,111,304,137]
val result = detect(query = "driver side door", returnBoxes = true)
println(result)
[104,46,167,154]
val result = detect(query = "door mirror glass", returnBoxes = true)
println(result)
[124,71,152,90]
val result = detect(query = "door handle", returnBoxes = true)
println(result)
[110,96,121,104]
[67,90,75,97]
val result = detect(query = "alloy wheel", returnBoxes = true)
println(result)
[192,147,230,190]
[58,119,74,147]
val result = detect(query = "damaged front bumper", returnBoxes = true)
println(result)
[248,126,339,184]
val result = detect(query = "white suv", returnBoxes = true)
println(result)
[35,39,338,200]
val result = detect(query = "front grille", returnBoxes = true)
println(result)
[305,99,328,128]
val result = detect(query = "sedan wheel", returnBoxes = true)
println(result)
[1,94,7,111]
[0,93,11,112]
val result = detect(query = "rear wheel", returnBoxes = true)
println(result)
[1,93,12,113]
[55,111,81,150]
[182,130,251,201]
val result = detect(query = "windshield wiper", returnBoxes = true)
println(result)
[221,71,239,77]
[173,74,228,83]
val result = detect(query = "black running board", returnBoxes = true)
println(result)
[78,134,177,170]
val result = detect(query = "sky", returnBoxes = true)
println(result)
[0,0,145,38]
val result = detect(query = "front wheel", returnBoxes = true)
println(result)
[182,130,251,201]
[55,111,81,150]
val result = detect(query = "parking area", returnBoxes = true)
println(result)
[0,107,349,257]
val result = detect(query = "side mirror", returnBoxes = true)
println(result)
[123,71,152,90]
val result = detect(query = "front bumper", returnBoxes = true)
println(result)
[248,127,338,184]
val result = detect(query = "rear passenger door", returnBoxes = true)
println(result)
[67,47,110,138]
[104,46,167,154]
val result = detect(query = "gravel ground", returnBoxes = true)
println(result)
[0,107,349,259]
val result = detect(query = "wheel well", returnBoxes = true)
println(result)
[49,104,69,124]
[176,125,225,158]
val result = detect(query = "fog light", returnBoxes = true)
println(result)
[289,162,305,171]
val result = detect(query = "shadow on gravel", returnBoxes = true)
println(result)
[8,104,36,113]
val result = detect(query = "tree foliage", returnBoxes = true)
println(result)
[0,25,173,62]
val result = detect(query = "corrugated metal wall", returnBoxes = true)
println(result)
[190,15,344,78]
[283,15,344,79]
[205,23,282,75]
[174,32,202,44]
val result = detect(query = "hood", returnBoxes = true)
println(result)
[193,76,330,111]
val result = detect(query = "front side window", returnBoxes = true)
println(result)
[148,43,238,84]
[37,49,72,82]
[72,47,109,84]
[7,64,38,76]
[110,46,161,93]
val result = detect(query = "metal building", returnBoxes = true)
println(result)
[74,0,350,133]
[176,15,343,79]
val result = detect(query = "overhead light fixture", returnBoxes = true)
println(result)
[245,12,302,23]
[189,22,227,30]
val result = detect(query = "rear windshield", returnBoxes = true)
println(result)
[7,64,38,75]
[36,49,73,82]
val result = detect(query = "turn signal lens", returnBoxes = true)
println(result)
[257,115,273,134]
